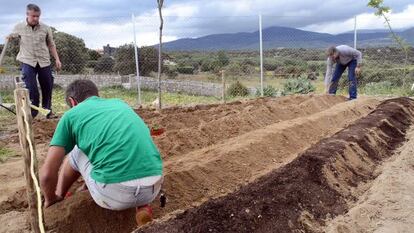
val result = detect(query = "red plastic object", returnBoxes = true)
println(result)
[65,191,73,199]
[150,128,165,136]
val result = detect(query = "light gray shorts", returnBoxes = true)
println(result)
[68,146,162,210]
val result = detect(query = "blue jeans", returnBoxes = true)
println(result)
[21,63,54,117]
[328,59,358,99]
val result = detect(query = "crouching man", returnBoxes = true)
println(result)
[40,79,162,226]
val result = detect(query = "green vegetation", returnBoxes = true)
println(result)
[0,87,222,118]
[227,81,249,97]
[94,56,114,73]
[54,30,89,73]
[0,147,13,163]
[1,25,412,98]
[113,45,158,76]
[256,85,279,97]
[282,77,316,95]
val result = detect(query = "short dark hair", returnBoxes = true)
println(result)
[65,80,99,106]
[27,3,41,12]
[327,46,337,56]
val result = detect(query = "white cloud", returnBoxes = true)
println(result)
[1,1,413,49]
[53,19,177,49]
[302,4,414,34]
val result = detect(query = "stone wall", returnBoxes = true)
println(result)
[0,74,256,97]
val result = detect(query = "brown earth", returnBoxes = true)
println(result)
[134,97,414,233]
[0,95,384,233]
[325,126,414,233]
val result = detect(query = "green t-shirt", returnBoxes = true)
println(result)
[50,96,162,184]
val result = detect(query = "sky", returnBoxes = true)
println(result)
[0,0,413,49]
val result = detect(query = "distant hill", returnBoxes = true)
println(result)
[161,26,414,51]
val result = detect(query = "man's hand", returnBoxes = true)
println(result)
[55,59,62,71]
[44,194,64,208]
[40,146,65,209]
[355,66,362,77]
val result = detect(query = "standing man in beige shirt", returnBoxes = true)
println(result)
[7,3,61,118]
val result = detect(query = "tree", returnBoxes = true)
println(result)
[217,51,230,67]
[368,0,410,85]
[157,0,164,109]
[0,38,20,67]
[88,49,102,61]
[113,44,135,75]
[94,55,114,73]
[54,31,88,73]
[140,46,159,76]
[113,44,158,76]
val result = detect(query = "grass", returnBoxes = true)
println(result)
[0,146,13,163]
[0,86,225,118]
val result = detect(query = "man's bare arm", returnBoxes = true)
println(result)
[48,44,62,71]
[40,146,65,207]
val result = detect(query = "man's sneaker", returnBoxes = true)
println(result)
[135,205,153,226]
[46,112,58,119]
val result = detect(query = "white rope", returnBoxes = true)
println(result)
[21,99,46,233]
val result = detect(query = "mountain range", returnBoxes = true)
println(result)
[162,26,414,51]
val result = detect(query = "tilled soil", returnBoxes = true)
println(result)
[0,95,384,233]
[135,97,414,233]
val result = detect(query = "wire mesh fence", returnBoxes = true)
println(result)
[1,14,413,108]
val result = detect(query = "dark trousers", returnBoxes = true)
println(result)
[21,63,54,117]
[328,59,358,99]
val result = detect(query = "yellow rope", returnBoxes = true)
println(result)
[21,99,45,233]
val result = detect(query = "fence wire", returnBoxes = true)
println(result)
[0,14,413,107]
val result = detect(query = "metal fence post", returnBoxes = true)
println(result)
[354,16,358,49]
[259,14,264,97]
[132,14,141,106]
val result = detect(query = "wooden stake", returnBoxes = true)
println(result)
[14,87,43,233]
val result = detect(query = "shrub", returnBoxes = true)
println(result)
[176,66,195,74]
[163,65,178,79]
[94,56,114,73]
[263,60,281,71]
[200,59,215,72]
[256,85,279,97]
[307,72,318,80]
[217,51,230,67]
[227,81,249,97]
[225,63,243,76]
[363,81,393,95]
[282,77,315,95]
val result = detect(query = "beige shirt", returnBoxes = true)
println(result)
[10,21,55,68]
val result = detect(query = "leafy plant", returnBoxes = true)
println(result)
[94,55,114,73]
[227,81,249,97]
[151,124,160,131]
[176,66,195,74]
[282,77,315,95]
[256,85,279,97]
[363,81,393,95]
[163,65,178,79]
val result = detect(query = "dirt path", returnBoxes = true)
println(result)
[325,127,414,233]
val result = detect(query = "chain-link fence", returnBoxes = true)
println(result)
[1,14,413,108]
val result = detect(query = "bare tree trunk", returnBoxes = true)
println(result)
[157,0,164,110]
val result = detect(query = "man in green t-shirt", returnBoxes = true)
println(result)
[40,79,162,225]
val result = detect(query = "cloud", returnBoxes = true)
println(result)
[0,0,413,49]
[302,4,414,34]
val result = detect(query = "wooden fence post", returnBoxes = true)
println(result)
[14,87,44,233]
[221,70,226,103]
